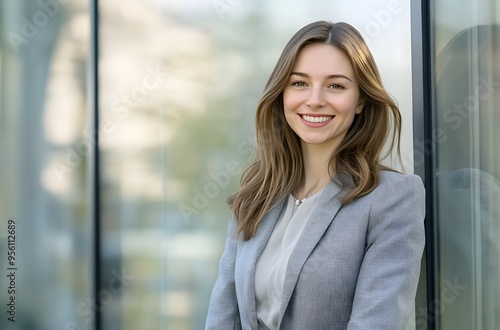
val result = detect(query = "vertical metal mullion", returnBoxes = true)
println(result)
[411,0,437,329]
[90,0,101,329]
[469,16,482,329]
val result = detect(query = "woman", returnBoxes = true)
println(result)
[206,21,425,329]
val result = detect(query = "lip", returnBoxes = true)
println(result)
[299,114,334,128]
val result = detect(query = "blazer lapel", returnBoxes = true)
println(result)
[237,198,286,330]
[278,180,344,327]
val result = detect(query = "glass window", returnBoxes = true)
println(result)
[0,0,92,329]
[0,1,419,328]
[433,0,500,328]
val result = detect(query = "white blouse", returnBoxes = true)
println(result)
[254,190,324,330]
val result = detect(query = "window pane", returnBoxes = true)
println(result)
[433,0,500,328]
[0,1,92,329]
[99,1,416,329]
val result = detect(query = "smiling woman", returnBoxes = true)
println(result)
[283,44,363,157]
[206,21,425,330]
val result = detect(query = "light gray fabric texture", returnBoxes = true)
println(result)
[255,192,323,329]
[206,171,426,330]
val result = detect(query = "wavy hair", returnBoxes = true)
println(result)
[228,21,402,240]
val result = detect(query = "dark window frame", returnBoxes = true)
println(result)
[411,0,437,329]
[90,0,102,329]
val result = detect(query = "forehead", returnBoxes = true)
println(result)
[292,44,355,78]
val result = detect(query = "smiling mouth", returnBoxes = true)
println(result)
[300,115,334,123]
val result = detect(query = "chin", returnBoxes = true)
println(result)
[300,138,328,145]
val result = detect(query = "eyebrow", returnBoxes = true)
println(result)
[290,71,352,82]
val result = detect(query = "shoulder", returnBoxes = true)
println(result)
[376,170,425,194]
[366,170,426,217]
[350,170,425,211]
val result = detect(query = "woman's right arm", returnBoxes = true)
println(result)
[205,216,240,329]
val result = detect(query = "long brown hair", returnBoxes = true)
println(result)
[229,21,401,240]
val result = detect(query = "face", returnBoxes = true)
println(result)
[283,43,363,151]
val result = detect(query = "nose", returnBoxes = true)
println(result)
[306,88,326,108]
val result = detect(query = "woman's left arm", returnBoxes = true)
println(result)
[347,174,426,330]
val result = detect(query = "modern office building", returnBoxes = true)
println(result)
[0,0,498,329]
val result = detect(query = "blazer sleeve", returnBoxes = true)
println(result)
[206,216,241,330]
[347,174,426,330]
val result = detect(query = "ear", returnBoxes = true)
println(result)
[355,102,364,114]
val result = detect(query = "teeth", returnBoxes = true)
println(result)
[302,115,332,123]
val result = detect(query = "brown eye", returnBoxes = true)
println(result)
[329,83,345,90]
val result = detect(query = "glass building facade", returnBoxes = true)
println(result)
[0,0,498,329]
[430,0,500,328]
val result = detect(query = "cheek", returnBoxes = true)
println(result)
[334,96,361,116]
[283,91,302,112]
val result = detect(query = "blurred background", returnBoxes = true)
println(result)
[0,0,498,329]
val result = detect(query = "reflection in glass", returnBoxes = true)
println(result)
[434,9,500,329]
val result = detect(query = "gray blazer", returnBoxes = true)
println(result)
[206,171,426,329]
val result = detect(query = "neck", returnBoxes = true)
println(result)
[296,142,335,199]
